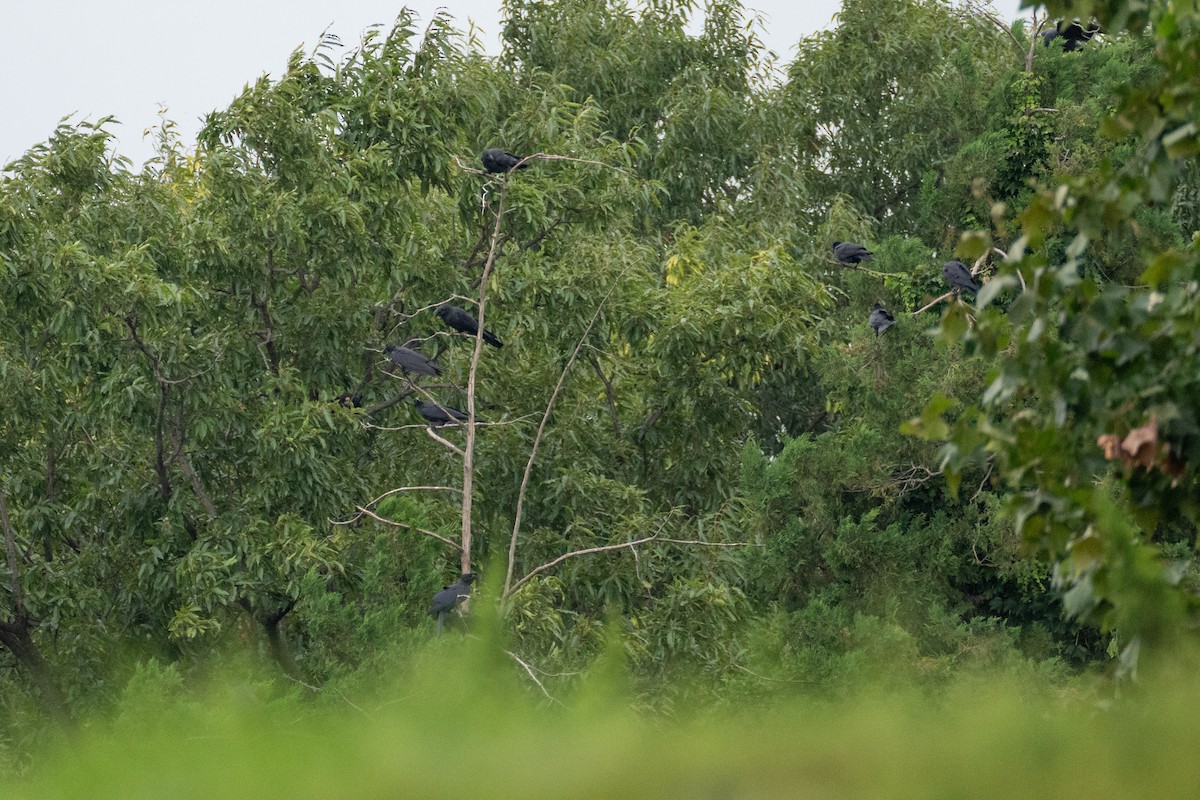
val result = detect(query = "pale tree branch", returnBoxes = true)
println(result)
[506,650,563,706]
[506,534,659,598]
[363,414,536,434]
[913,292,954,315]
[657,538,764,548]
[965,0,1025,57]
[328,486,462,526]
[461,171,510,574]
[426,426,465,457]
[342,506,462,551]
[504,274,626,595]
[1026,12,1049,73]
[283,674,373,720]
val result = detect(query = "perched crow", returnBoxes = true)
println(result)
[436,305,503,349]
[481,148,529,174]
[1044,20,1100,51]
[384,344,442,377]
[869,303,896,336]
[942,260,981,296]
[414,398,470,427]
[833,241,873,264]
[428,573,476,634]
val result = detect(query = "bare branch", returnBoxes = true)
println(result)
[965,0,1025,57]
[658,538,764,548]
[1027,12,1049,73]
[460,171,513,574]
[283,674,373,720]
[365,387,416,416]
[505,275,627,594]
[425,426,465,457]
[506,650,563,706]
[970,456,996,503]
[506,534,659,598]
[350,506,462,550]
[826,256,891,279]
[913,291,954,315]
[328,486,462,526]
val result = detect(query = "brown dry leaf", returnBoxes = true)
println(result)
[1121,418,1159,471]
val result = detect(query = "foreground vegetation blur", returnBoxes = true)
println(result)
[2,0,1200,789]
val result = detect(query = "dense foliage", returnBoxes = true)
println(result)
[0,0,1198,775]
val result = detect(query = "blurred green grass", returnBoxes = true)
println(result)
[9,631,1200,800]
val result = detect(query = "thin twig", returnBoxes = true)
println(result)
[733,664,814,684]
[966,0,1025,57]
[658,538,764,548]
[351,506,462,551]
[328,487,462,526]
[283,675,373,720]
[827,257,891,279]
[970,457,996,502]
[506,650,563,706]
[363,414,536,433]
[504,272,628,594]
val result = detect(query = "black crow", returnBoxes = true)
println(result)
[833,241,873,264]
[869,303,896,336]
[1045,20,1100,51]
[481,148,529,174]
[414,398,470,427]
[384,344,442,377]
[942,260,981,296]
[428,573,476,634]
[436,305,503,348]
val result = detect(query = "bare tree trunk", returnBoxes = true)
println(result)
[461,178,510,574]
[0,484,73,727]
[240,597,301,679]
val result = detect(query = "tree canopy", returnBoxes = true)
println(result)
[0,0,1198,759]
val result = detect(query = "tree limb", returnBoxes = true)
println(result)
[587,350,623,439]
[506,650,563,705]
[506,534,659,598]
[0,482,26,619]
[425,426,465,457]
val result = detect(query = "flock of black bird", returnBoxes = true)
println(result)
[835,18,1098,337]
[422,22,1100,626]
[834,239,983,338]
[389,149,528,627]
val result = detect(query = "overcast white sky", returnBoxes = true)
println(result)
[2,1,1027,168]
